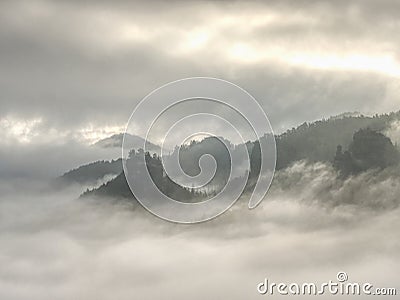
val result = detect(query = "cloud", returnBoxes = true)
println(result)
[0,133,120,180]
[385,119,400,146]
[1,2,399,298]
[270,161,400,210]
[1,0,400,139]
[0,160,399,299]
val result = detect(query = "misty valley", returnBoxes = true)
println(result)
[58,111,400,210]
[1,111,400,299]
[2,1,400,298]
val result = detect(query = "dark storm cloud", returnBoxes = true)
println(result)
[0,0,399,139]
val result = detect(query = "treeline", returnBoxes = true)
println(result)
[82,150,208,202]
[276,111,400,169]
[70,111,400,200]
[58,159,122,185]
[334,128,399,177]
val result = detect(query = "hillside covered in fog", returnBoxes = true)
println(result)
[56,111,400,202]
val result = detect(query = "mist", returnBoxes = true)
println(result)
[1,161,399,300]
[1,0,400,298]
[0,140,120,181]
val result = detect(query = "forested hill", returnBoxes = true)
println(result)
[334,128,399,177]
[94,133,161,153]
[276,111,400,169]
[58,159,123,185]
[58,111,400,199]
[82,152,203,202]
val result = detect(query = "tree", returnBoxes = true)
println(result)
[333,128,399,177]
[350,128,399,170]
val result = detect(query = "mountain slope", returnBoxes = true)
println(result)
[276,111,400,169]
[58,159,122,185]
[94,133,161,153]
[82,152,203,202]
[71,111,400,199]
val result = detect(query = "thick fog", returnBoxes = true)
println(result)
[1,0,400,298]
[0,139,120,181]
[1,160,399,299]
[385,120,400,145]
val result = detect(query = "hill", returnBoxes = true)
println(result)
[334,128,400,177]
[94,133,161,153]
[276,111,400,169]
[63,111,400,199]
[82,151,204,202]
[57,159,122,185]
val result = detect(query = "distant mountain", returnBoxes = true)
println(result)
[82,152,203,201]
[57,159,123,185]
[329,111,362,120]
[334,128,400,177]
[275,111,400,169]
[62,111,400,200]
[94,133,161,153]
[157,111,400,171]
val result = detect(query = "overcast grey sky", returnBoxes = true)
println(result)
[0,3,400,298]
[1,0,400,145]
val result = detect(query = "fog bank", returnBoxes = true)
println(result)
[0,162,399,299]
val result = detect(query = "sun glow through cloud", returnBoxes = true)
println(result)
[0,116,125,146]
[288,53,400,78]
[228,42,400,78]
[0,117,43,144]
[78,124,125,144]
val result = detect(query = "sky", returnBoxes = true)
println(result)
[0,2,399,298]
[1,0,400,146]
